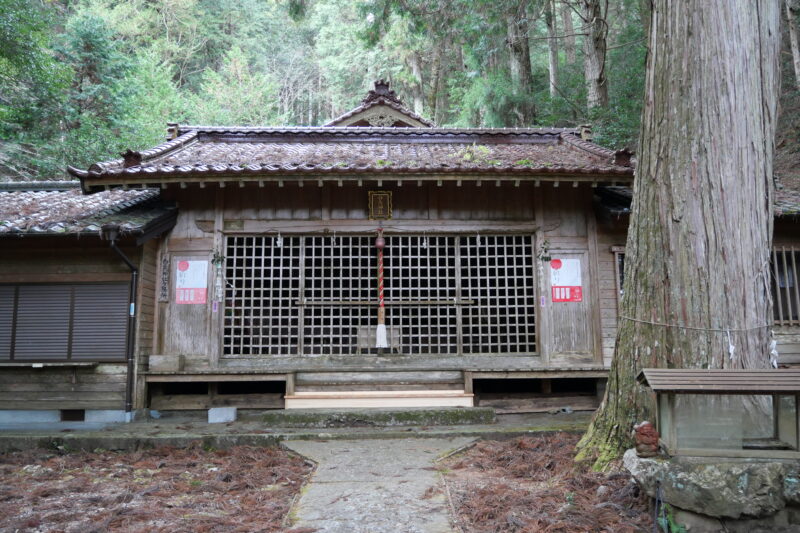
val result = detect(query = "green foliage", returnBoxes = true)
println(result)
[188,46,282,125]
[656,503,688,533]
[0,0,667,180]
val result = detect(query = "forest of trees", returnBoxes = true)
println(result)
[0,0,797,182]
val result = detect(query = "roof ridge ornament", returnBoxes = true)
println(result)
[121,149,142,169]
[362,79,402,106]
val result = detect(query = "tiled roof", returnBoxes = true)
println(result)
[775,175,800,216]
[0,185,176,236]
[67,126,635,191]
[596,184,800,218]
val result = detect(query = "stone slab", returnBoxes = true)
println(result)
[284,438,474,532]
[261,407,495,428]
[208,407,237,424]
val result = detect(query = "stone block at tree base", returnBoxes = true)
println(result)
[624,448,800,532]
[208,407,237,424]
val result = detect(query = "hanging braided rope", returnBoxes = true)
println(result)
[375,228,388,349]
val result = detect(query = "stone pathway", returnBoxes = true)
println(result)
[283,437,475,533]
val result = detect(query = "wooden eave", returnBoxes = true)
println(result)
[637,368,800,394]
[76,171,634,194]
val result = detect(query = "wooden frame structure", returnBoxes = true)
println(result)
[638,368,800,459]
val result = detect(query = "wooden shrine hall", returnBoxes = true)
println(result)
[0,81,696,415]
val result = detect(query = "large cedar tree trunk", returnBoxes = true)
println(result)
[560,0,576,64]
[408,52,426,116]
[507,3,536,125]
[546,0,559,98]
[787,0,800,90]
[581,0,608,109]
[575,0,781,469]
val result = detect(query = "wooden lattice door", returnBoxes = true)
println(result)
[223,234,536,357]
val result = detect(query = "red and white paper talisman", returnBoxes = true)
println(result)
[550,258,582,302]
[175,260,208,304]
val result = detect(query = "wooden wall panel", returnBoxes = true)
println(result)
[151,183,617,370]
[193,182,545,223]
[0,239,138,279]
[542,186,587,237]
[0,365,126,410]
[161,253,214,361]
[134,239,158,409]
[594,222,626,367]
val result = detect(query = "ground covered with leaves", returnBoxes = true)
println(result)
[0,444,313,532]
[441,433,652,533]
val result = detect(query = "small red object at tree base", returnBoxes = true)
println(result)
[632,421,660,458]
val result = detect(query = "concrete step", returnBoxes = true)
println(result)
[260,406,495,428]
[284,389,474,409]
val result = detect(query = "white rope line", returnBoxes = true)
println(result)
[619,315,771,333]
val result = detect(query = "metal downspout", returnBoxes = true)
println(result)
[105,231,138,418]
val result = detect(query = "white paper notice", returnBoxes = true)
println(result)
[550,258,582,302]
[175,260,208,304]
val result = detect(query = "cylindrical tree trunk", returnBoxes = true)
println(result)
[408,52,425,116]
[561,0,576,64]
[575,0,781,470]
[507,3,535,125]
[787,0,800,90]
[546,0,559,98]
[581,0,608,109]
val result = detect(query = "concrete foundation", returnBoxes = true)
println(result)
[0,409,130,431]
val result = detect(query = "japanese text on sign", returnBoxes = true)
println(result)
[175,260,208,304]
[550,258,582,302]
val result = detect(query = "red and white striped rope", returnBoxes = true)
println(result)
[378,249,384,311]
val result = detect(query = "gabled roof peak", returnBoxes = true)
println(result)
[325,80,435,128]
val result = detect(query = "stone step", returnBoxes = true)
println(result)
[284,389,474,409]
[260,406,495,427]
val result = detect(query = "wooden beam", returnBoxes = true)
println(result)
[145,373,288,382]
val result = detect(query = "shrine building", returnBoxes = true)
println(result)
[1,81,798,420]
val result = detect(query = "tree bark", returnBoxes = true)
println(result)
[546,0,559,98]
[408,52,425,116]
[787,0,800,90]
[581,0,608,109]
[506,2,535,125]
[575,0,781,470]
[560,0,577,64]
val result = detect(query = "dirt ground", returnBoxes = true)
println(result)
[440,433,653,533]
[0,444,313,533]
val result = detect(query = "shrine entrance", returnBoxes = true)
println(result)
[222,234,537,357]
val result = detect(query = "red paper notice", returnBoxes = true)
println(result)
[550,258,582,302]
[175,260,208,304]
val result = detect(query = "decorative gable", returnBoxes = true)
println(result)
[325,80,435,128]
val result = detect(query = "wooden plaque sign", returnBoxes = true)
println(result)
[368,191,392,220]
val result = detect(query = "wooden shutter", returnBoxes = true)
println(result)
[14,285,71,360]
[0,286,14,360]
[71,283,128,360]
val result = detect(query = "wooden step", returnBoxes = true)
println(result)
[294,370,463,386]
[284,389,474,409]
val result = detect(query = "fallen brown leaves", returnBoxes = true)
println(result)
[441,433,652,533]
[0,443,313,532]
